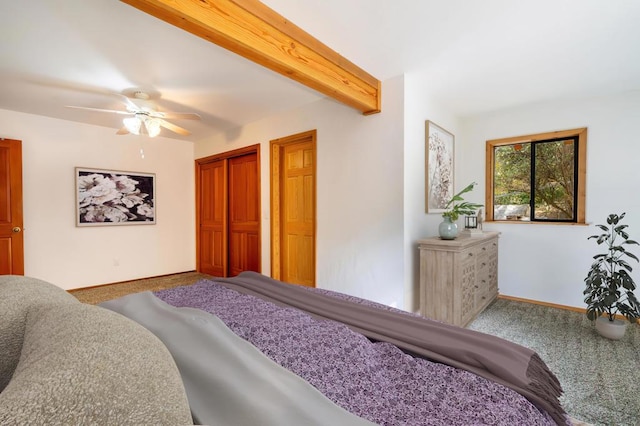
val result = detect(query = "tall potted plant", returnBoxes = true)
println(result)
[439,182,483,240]
[583,212,640,339]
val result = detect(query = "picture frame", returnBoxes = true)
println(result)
[425,120,454,213]
[76,167,156,226]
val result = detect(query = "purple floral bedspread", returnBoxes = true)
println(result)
[155,280,554,426]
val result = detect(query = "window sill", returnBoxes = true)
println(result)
[485,220,589,226]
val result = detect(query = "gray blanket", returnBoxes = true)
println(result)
[101,291,375,426]
[212,272,565,426]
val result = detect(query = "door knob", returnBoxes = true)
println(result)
[12,227,21,233]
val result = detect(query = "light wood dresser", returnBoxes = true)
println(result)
[418,232,499,327]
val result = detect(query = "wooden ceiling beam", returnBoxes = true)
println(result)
[120,0,381,115]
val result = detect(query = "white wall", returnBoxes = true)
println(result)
[0,109,196,289]
[402,72,463,312]
[458,91,640,308]
[196,76,406,308]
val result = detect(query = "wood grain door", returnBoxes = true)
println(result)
[197,159,227,276]
[196,145,260,277]
[271,131,316,287]
[0,139,24,275]
[228,153,260,276]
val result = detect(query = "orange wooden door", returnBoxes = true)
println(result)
[228,153,260,276]
[281,140,315,286]
[196,145,261,277]
[197,159,227,276]
[0,138,24,275]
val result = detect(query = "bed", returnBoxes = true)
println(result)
[101,271,568,426]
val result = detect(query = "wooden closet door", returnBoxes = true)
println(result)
[196,145,260,277]
[198,160,227,276]
[228,153,260,276]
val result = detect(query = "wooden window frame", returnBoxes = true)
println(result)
[485,128,587,224]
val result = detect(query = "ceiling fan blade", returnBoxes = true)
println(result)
[66,105,134,115]
[157,118,191,136]
[116,126,130,135]
[150,111,201,120]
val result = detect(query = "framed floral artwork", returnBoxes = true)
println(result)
[76,167,156,226]
[425,120,454,213]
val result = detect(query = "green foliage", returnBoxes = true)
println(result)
[494,140,575,219]
[494,144,530,205]
[583,212,640,324]
[442,182,483,221]
[533,141,575,219]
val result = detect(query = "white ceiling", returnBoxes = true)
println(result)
[1,0,639,142]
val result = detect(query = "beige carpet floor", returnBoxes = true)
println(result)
[69,271,211,305]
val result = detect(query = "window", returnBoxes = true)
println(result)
[485,128,586,224]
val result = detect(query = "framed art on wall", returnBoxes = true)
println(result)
[76,167,156,226]
[425,120,454,213]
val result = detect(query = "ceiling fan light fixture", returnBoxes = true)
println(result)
[144,118,161,137]
[123,116,141,135]
[68,93,199,138]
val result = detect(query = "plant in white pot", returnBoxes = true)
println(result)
[439,182,483,240]
[583,212,640,340]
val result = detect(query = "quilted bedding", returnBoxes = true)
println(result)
[150,274,566,426]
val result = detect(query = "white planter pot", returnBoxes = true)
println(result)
[595,316,627,340]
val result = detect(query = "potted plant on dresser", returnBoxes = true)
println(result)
[584,212,640,340]
[439,182,483,240]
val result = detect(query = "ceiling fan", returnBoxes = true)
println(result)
[66,91,201,137]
